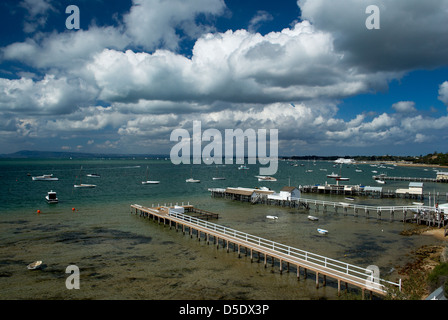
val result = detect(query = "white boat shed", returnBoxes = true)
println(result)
[396,182,424,196]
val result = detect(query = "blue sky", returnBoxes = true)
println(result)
[0,0,448,156]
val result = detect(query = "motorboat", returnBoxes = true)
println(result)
[32,174,58,181]
[308,215,319,221]
[186,178,200,183]
[336,177,350,181]
[256,176,277,182]
[376,180,386,184]
[345,197,355,201]
[266,215,278,220]
[238,165,249,170]
[27,261,42,270]
[327,172,341,179]
[212,177,226,180]
[45,190,58,204]
[317,228,328,235]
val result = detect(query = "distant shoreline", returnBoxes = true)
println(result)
[358,160,448,169]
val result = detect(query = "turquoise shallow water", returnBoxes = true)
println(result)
[0,158,446,299]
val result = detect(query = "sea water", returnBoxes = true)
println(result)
[0,159,446,299]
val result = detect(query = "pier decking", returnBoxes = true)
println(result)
[131,203,402,298]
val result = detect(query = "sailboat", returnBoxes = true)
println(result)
[142,166,160,184]
[74,166,96,188]
[212,166,225,180]
[186,168,200,183]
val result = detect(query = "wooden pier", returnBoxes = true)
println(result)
[209,188,448,228]
[372,175,440,183]
[131,204,402,298]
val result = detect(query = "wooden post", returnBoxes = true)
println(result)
[338,280,341,296]
[316,272,319,288]
[297,266,300,280]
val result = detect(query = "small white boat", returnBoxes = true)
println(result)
[186,178,200,183]
[317,228,328,235]
[376,180,386,184]
[27,261,42,270]
[308,215,319,221]
[256,176,277,182]
[212,177,226,180]
[345,197,355,201]
[32,174,58,181]
[305,169,313,173]
[336,177,350,181]
[86,173,100,178]
[238,165,249,170]
[45,190,58,204]
[266,215,278,220]
[74,184,96,188]
[142,180,160,184]
[327,172,341,178]
[413,202,424,206]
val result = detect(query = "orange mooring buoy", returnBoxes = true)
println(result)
[72,207,75,212]
[37,209,41,214]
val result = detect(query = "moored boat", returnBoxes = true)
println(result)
[74,184,96,188]
[308,215,319,221]
[256,175,277,182]
[32,174,58,181]
[317,228,328,235]
[87,173,101,178]
[45,190,58,203]
[27,261,42,270]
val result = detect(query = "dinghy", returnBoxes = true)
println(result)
[27,261,42,270]
[317,228,328,235]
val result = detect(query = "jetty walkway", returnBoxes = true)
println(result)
[209,188,448,228]
[131,203,402,298]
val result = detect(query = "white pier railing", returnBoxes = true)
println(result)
[167,208,402,294]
